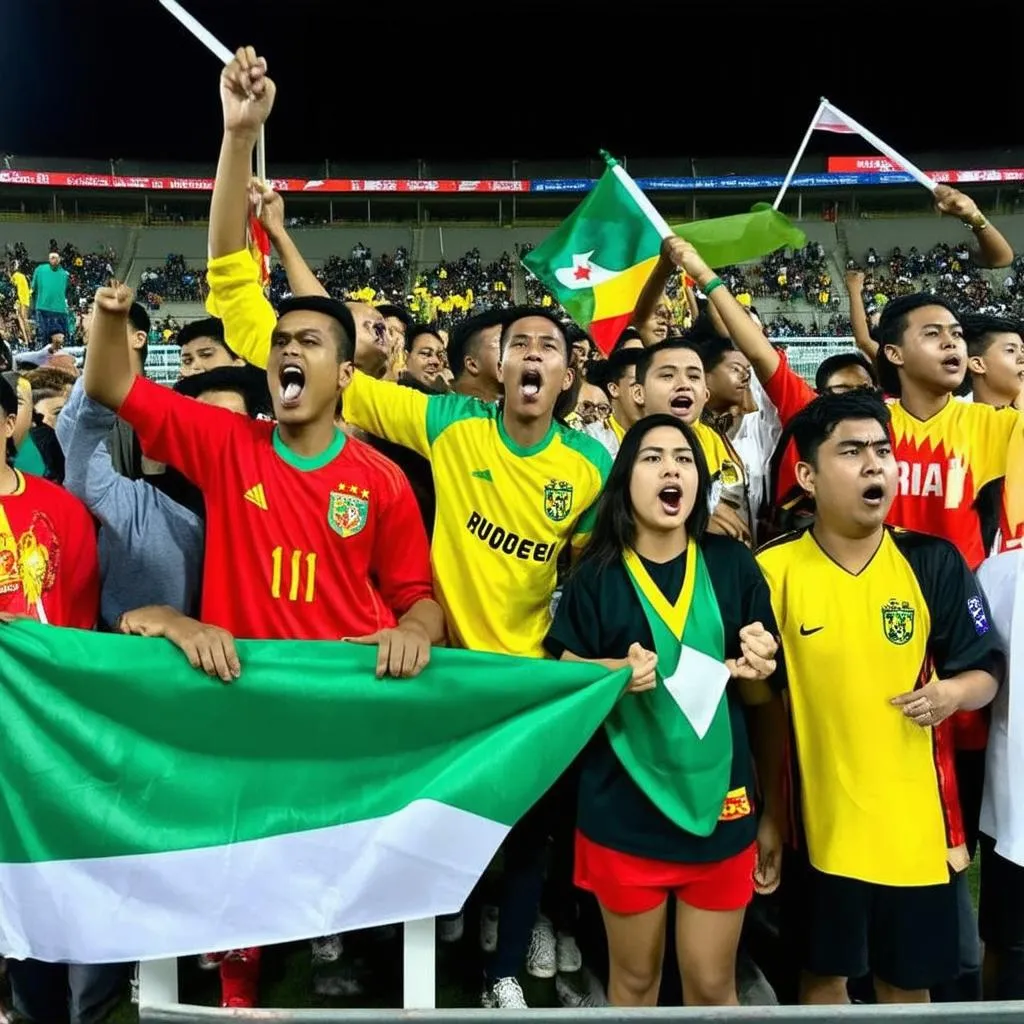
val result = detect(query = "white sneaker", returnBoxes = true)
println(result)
[525,915,556,979]
[438,913,464,944]
[556,931,582,974]
[311,933,343,965]
[482,976,528,1008]
[479,904,499,952]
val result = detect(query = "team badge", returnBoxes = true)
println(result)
[329,489,369,538]
[543,480,574,522]
[881,598,915,646]
[966,595,990,636]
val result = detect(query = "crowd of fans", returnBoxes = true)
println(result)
[1,50,1023,1022]
[138,253,203,307]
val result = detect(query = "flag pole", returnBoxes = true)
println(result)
[600,150,674,241]
[821,99,937,194]
[773,100,825,211]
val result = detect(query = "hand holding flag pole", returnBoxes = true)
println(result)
[773,97,937,210]
[157,0,267,195]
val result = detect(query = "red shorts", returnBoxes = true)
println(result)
[574,830,756,916]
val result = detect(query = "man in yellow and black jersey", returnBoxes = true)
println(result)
[756,390,1000,1005]
[631,337,751,544]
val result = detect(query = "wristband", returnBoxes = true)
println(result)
[966,215,989,232]
[703,277,725,297]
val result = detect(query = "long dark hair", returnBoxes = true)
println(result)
[578,413,711,570]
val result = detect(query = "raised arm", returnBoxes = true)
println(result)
[663,237,782,382]
[83,282,135,410]
[254,184,328,298]
[208,47,276,261]
[934,185,1014,269]
[844,268,878,361]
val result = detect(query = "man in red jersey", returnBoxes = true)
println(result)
[84,281,444,1008]
[0,374,98,628]
[84,283,441,649]
[0,375,119,1024]
[876,293,1022,573]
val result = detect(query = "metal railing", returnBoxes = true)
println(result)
[140,1008,1024,1023]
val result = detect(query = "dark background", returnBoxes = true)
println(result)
[3,0,1023,162]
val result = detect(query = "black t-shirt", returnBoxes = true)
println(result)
[545,533,785,863]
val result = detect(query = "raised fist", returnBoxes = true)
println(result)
[93,281,134,316]
[221,46,276,136]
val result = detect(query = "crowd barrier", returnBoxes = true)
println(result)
[137,918,1020,1022]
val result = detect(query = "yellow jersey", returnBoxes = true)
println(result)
[206,250,276,366]
[343,372,611,656]
[757,526,997,886]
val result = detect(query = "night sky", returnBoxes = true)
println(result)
[3,0,1024,165]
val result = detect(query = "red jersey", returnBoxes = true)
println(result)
[0,469,99,628]
[886,399,1023,571]
[763,349,815,505]
[118,378,434,640]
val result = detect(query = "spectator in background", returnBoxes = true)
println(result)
[8,261,31,341]
[402,325,447,390]
[30,252,71,348]
[445,309,504,403]
[176,318,244,378]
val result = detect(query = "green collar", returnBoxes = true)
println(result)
[497,409,556,457]
[272,426,346,471]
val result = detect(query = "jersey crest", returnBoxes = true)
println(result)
[329,489,368,539]
[881,598,915,646]
[543,480,574,523]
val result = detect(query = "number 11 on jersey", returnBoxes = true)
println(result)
[270,546,317,602]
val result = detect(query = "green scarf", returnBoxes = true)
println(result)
[605,539,733,836]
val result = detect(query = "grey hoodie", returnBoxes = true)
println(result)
[56,379,203,627]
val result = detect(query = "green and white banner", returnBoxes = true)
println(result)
[0,622,626,963]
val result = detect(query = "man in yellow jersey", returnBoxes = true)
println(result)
[341,306,611,657]
[631,337,750,544]
[756,389,999,1006]
[340,304,610,1008]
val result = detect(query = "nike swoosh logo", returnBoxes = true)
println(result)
[799,625,824,636]
[471,469,493,482]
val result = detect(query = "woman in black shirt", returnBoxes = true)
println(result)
[545,414,785,1007]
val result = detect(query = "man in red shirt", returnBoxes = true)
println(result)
[0,375,98,628]
[0,375,114,1024]
[84,282,444,1007]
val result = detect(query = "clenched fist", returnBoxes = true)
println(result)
[661,236,713,283]
[221,46,276,137]
[726,622,778,681]
[93,281,134,316]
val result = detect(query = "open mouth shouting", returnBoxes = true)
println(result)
[940,354,963,374]
[861,482,886,508]
[279,362,306,409]
[659,484,683,516]
[668,390,695,419]
[519,365,543,403]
